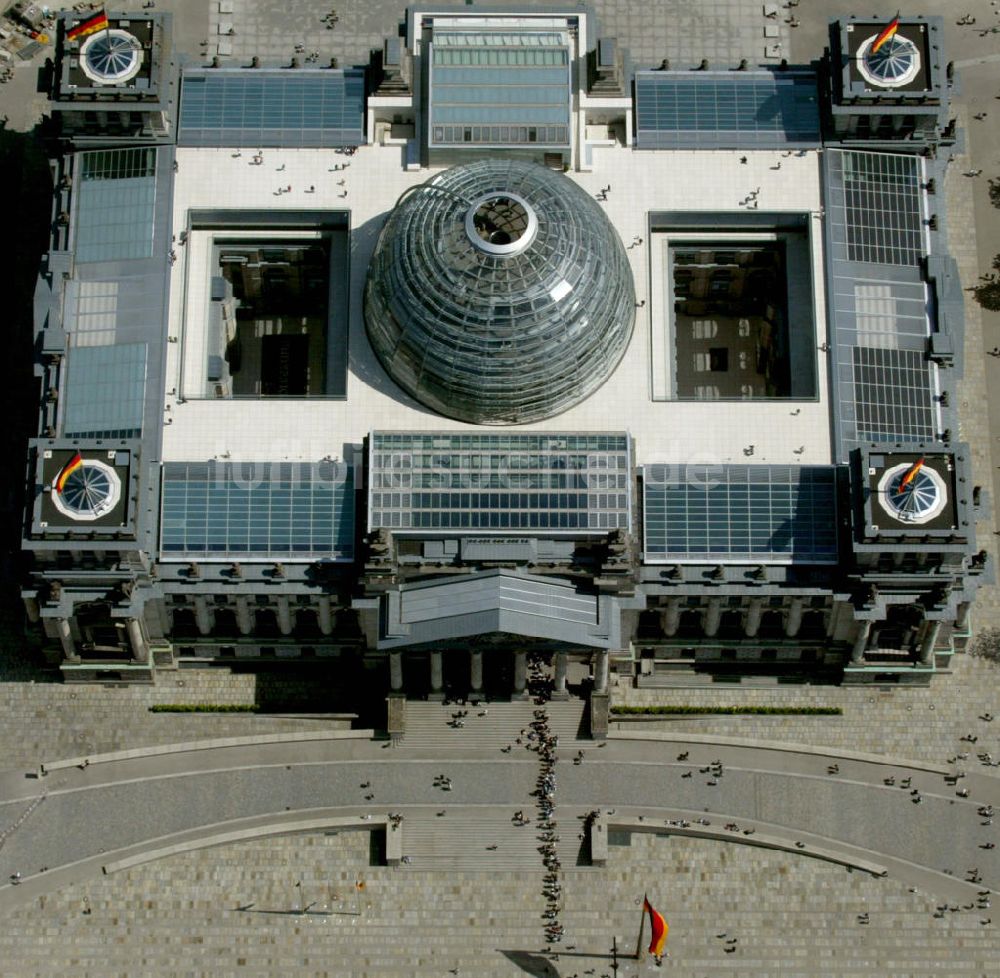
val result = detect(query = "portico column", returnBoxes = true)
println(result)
[277,596,293,636]
[235,596,253,635]
[470,649,483,694]
[126,617,148,663]
[513,649,528,697]
[744,598,763,638]
[156,599,172,636]
[318,596,334,636]
[429,650,444,701]
[784,597,804,638]
[955,602,971,631]
[594,648,610,694]
[919,620,941,666]
[552,651,568,699]
[663,599,681,637]
[194,596,214,636]
[704,598,722,638]
[56,617,77,660]
[389,649,404,693]
[850,620,871,665]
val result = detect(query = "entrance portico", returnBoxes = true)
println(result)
[374,570,621,699]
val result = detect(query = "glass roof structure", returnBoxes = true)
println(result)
[368,432,631,533]
[75,148,156,263]
[428,31,571,148]
[823,149,939,458]
[840,151,923,266]
[160,461,355,560]
[642,464,839,564]
[635,70,821,150]
[364,160,635,425]
[62,342,147,439]
[177,69,366,148]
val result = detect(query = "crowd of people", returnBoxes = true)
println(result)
[517,652,565,944]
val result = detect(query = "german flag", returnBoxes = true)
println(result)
[896,457,925,495]
[55,452,83,493]
[643,895,668,958]
[66,10,109,42]
[870,14,900,55]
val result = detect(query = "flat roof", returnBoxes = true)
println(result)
[162,144,832,470]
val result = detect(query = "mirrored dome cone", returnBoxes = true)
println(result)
[364,159,636,424]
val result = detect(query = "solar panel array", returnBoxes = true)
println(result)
[429,32,571,147]
[160,461,355,560]
[635,70,821,150]
[178,69,366,148]
[368,432,630,532]
[643,464,838,564]
[841,151,923,266]
[75,148,157,263]
[62,342,147,439]
[851,347,935,441]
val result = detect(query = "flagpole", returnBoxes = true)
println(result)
[635,896,647,961]
[103,6,111,46]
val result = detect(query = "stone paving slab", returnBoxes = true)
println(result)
[205,0,790,70]
[612,653,1000,765]
[0,831,995,976]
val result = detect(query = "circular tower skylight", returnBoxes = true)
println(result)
[52,459,121,521]
[79,29,144,85]
[857,32,920,89]
[876,462,947,525]
[364,160,636,425]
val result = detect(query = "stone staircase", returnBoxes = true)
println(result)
[4,830,997,976]
[398,699,590,749]
[398,806,589,873]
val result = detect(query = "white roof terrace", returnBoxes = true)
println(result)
[162,142,830,468]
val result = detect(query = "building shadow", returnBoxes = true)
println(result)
[0,122,56,681]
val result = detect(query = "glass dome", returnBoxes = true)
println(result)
[364,160,636,425]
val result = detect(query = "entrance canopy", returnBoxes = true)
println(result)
[378,570,616,649]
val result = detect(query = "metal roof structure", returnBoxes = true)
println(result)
[635,69,821,150]
[428,30,571,149]
[159,461,355,560]
[378,570,613,649]
[177,69,367,148]
[823,148,941,459]
[368,431,631,533]
[642,464,839,564]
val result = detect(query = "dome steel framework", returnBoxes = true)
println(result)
[79,29,144,85]
[364,160,635,425]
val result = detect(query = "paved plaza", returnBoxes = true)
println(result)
[2,0,1000,975]
[3,832,997,977]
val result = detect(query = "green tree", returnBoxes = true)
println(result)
[972,255,1000,312]
[969,625,1000,664]
[990,178,1000,209]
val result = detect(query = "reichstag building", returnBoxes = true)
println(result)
[23,6,986,729]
